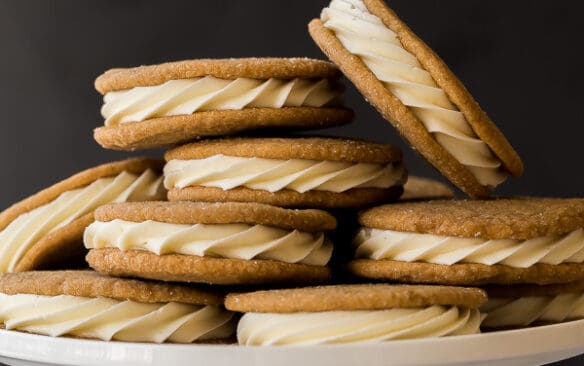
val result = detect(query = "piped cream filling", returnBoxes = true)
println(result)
[0,293,235,343]
[84,220,333,266]
[321,0,506,187]
[163,155,406,194]
[237,306,482,345]
[0,170,164,273]
[102,77,342,125]
[354,228,584,268]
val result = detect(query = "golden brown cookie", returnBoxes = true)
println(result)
[400,176,454,201]
[350,198,584,285]
[0,270,236,343]
[225,284,486,313]
[94,58,353,150]
[84,201,335,285]
[0,158,165,273]
[164,137,406,208]
[309,0,523,197]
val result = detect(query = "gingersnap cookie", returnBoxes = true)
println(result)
[225,284,486,345]
[481,281,584,329]
[94,58,353,150]
[350,198,584,285]
[400,175,454,201]
[309,0,523,198]
[0,270,235,343]
[164,137,406,208]
[85,201,335,285]
[0,158,165,273]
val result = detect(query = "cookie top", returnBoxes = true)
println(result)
[165,137,402,164]
[0,158,164,232]
[95,58,341,93]
[0,270,223,305]
[359,198,584,240]
[225,284,486,313]
[484,281,584,298]
[95,201,337,232]
[309,0,523,197]
[400,176,454,201]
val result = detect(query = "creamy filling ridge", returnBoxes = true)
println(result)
[354,228,584,268]
[102,77,342,125]
[84,220,333,266]
[237,306,482,345]
[0,293,235,343]
[163,155,406,194]
[0,170,164,273]
[481,292,584,328]
[321,0,506,187]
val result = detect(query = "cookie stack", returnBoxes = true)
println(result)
[0,0,582,349]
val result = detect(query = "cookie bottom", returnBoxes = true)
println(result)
[348,259,584,285]
[94,107,353,150]
[87,248,332,285]
[167,186,404,209]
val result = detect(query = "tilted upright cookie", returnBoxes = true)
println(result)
[0,158,165,272]
[226,284,486,345]
[94,58,353,150]
[481,281,584,329]
[309,0,523,197]
[0,271,235,343]
[85,201,335,284]
[164,137,406,208]
[350,198,584,285]
[400,175,454,201]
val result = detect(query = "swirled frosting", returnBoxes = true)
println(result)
[84,220,332,266]
[238,306,482,345]
[0,170,164,272]
[0,293,235,343]
[354,228,584,268]
[321,0,506,187]
[102,77,341,125]
[482,292,584,328]
[164,155,406,193]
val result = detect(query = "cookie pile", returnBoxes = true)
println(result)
[0,0,582,348]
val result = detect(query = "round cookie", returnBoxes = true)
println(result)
[400,175,454,201]
[309,0,523,197]
[0,158,165,273]
[350,198,584,285]
[164,137,406,208]
[0,271,236,343]
[481,281,584,329]
[84,201,335,285]
[94,58,354,150]
[225,284,486,345]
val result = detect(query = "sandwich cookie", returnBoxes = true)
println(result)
[481,281,584,329]
[164,137,406,208]
[85,201,335,285]
[0,158,165,273]
[400,175,454,201]
[225,284,486,345]
[0,271,235,343]
[94,58,353,150]
[350,199,584,285]
[309,0,523,197]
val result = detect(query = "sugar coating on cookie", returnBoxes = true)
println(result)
[226,284,486,345]
[94,58,354,150]
[351,199,584,285]
[0,271,235,343]
[310,0,523,197]
[84,202,335,284]
[163,137,406,208]
[0,158,165,273]
[480,282,584,329]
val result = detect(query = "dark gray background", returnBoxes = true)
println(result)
[0,0,582,364]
